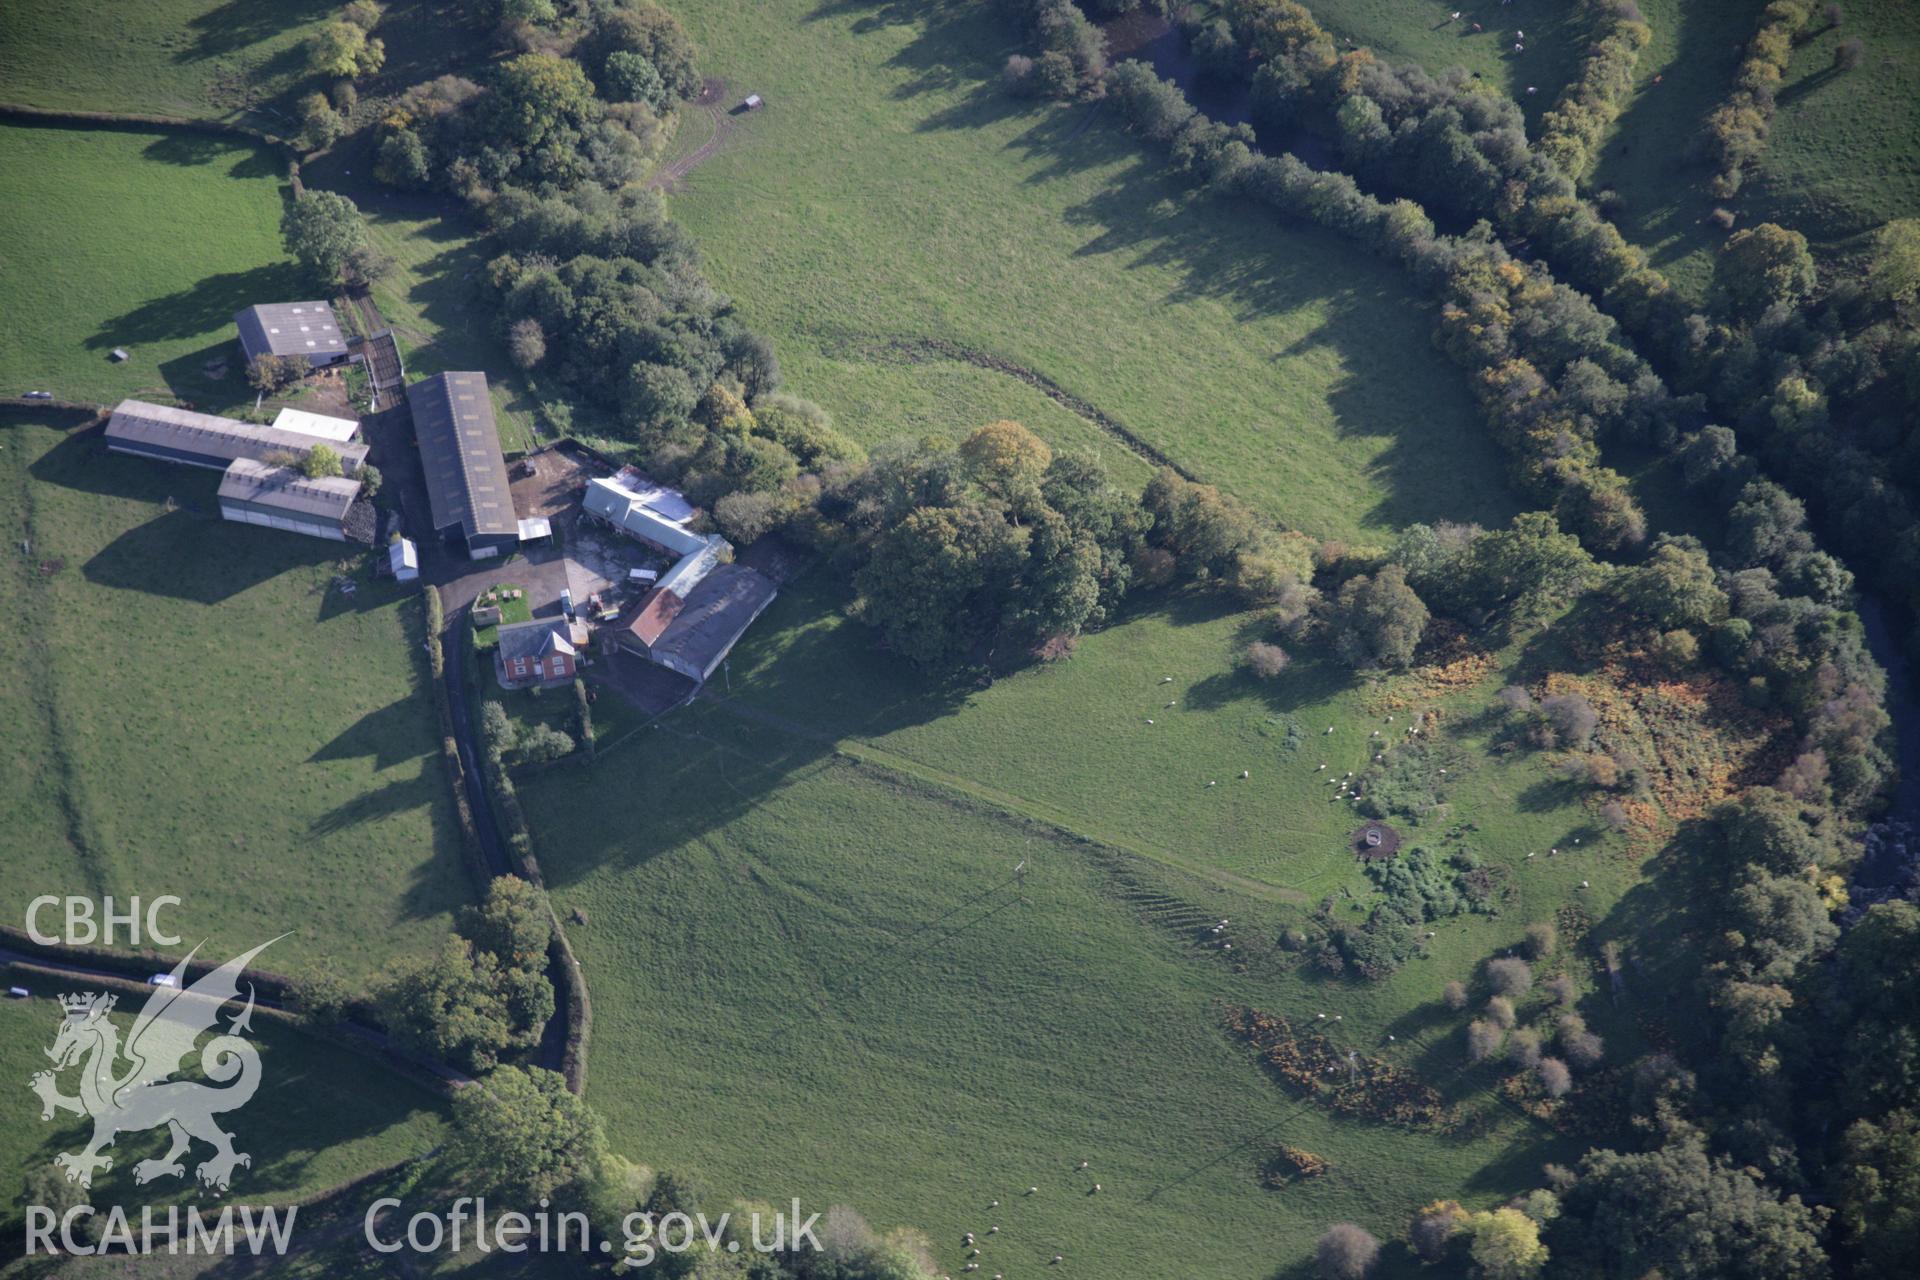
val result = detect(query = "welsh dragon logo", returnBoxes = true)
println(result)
[30,938,282,1192]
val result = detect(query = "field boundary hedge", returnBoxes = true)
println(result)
[0,947,465,1097]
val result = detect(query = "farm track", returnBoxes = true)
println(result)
[694,688,1304,905]
[828,333,1197,481]
[648,78,737,190]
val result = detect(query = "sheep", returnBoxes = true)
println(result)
[1165,700,1177,708]
[1092,1184,1102,1193]
[1077,1161,1089,1170]
[1028,1186,1038,1194]
[989,1200,999,1209]
[1053,1256,1065,1265]
[1160,676,1173,684]
[1326,726,1335,734]
[1146,718,1154,725]
[1580,880,1590,889]
[1240,770,1249,779]
[1207,780,1217,788]
[1318,764,1327,771]
[989,1226,999,1234]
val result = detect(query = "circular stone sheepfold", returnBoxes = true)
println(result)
[1350,821,1403,861]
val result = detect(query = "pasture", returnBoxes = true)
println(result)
[0,0,334,119]
[657,0,1521,543]
[1305,0,1591,111]
[0,416,471,982]
[0,123,299,409]
[0,982,446,1243]
[0,0,495,126]
[1752,0,1920,253]
[525,714,1599,1278]
[514,565,1724,1273]
[1592,0,1920,292]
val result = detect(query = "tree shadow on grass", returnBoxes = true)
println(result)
[1045,165,1521,532]
[156,341,253,413]
[308,764,442,837]
[88,264,309,355]
[141,132,236,167]
[179,0,337,63]
[310,698,435,771]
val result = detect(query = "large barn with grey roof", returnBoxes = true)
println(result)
[102,400,370,543]
[235,302,350,367]
[407,371,520,559]
[105,399,366,473]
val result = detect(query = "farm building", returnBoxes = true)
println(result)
[216,459,361,542]
[389,537,420,582]
[407,372,520,560]
[234,302,350,367]
[644,564,779,683]
[582,476,709,556]
[269,406,360,443]
[496,617,585,687]
[105,399,367,473]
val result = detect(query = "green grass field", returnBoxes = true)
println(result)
[0,0,335,119]
[0,982,445,1247]
[1,415,471,982]
[0,123,301,408]
[1307,0,1590,112]
[657,0,1520,543]
[1586,0,1763,299]
[527,714,1600,1278]
[1591,0,1920,294]
[1751,0,1920,253]
[513,563,1719,1273]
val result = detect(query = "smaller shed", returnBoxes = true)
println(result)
[389,537,420,582]
[271,407,360,443]
[743,94,764,110]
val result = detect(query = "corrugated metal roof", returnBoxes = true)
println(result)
[407,372,518,542]
[624,590,686,647]
[106,399,368,471]
[582,478,712,556]
[216,458,360,521]
[235,302,350,360]
[650,564,779,681]
[655,539,724,597]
